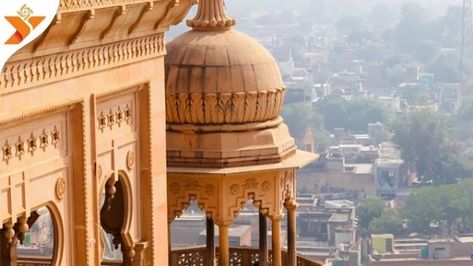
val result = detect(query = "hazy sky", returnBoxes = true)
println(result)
[224,0,463,18]
[169,0,464,38]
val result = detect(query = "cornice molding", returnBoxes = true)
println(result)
[0,34,164,93]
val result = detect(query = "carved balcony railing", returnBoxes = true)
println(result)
[17,257,122,266]
[17,257,52,266]
[170,246,323,266]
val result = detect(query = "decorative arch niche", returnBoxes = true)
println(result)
[99,171,135,264]
[15,202,63,266]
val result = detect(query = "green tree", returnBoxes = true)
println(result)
[316,97,392,132]
[402,180,473,235]
[392,110,450,183]
[393,3,429,52]
[281,103,330,151]
[358,198,386,231]
[402,189,440,233]
[369,209,403,235]
[427,55,461,83]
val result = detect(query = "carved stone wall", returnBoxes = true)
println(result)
[0,103,83,266]
[1,0,195,94]
[95,86,144,258]
[167,169,296,223]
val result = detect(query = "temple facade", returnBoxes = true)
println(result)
[0,0,321,265]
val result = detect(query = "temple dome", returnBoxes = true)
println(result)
[165,30,285,125]
[165,0,296,168]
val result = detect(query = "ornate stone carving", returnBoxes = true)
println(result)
[1,123,63,166]
[126,151,135,170]
[186,0,236,30]
[242,178,259,190]
[261,181,272,193]
[98,102,133,132]
[107,109,116,129]
[116,106,124,126]
[203,184,215,196]
[17,216,29,245]
[39,129,49,150]
[59,0,152,12]
[1,34,164,91]
[124,104,132,124]
[2,140,13,163]
[229,184,240,195]
[51,126,60,148]
[15,137,25,160]
[27,133,37,155]
[281,171,295,204]
[98,112,107,131]
[55,177,66,200]
[166,89,284,125]
[183,179,202,191]
[3,223,15,244]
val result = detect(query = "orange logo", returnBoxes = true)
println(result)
[5,4,45,45]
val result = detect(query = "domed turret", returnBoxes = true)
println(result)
[165,0,296,168]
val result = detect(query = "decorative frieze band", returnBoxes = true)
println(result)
[59,0,154,12]
[165,88,285,125]
[0,34,164,91]
[2,124,62,165]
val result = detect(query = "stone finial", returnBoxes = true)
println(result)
[186,0,236,30]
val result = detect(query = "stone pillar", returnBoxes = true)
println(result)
[206,217,215,265]
[271,216,282,266]
[286,201,298,266]
[168,219,172,262]
[1,223,17,266]
[122,245,135,266]
[216,221,230,266]
[259,212,269,266]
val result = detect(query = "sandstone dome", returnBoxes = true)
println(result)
[165,0,296,168]
[165,29,285,125]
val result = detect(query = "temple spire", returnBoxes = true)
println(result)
[187,0,236,31]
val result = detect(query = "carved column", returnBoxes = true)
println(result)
[286,201,297,266]
[259,212,269,266]
[206,217,215,265]
[271,216,282,266]
[121,245,135,266]
[216,221,230,266]
[1,223,17,266]
[15,216,29,245]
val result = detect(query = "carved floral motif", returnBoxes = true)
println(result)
[98,103,133,132]
[242,178,259,190]
[1,125,62,164]
[229,184,239,195]
[261,181,272,192]
[126,151,135,170]
[165,89,284,125]
[203,184,215,196]
[15,137,25,160]
[2,141,12,163]
[55,177,66,200]
[27,133,37,155]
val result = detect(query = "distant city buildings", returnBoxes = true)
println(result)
[369,234,473,266]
